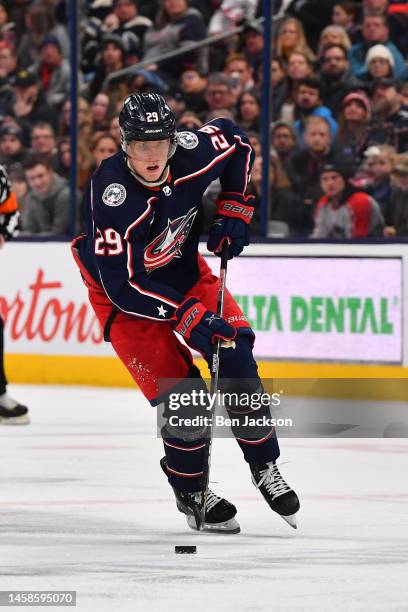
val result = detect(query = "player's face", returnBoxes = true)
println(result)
[127,139,170,181]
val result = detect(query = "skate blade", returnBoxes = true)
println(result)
[281,513,297,529]
[186,515,240,534]
[0,415,30,425]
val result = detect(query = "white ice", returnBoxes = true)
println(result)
[1,385,407,612]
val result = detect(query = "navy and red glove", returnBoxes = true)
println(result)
[172,297,236,356]
[207,192,255,260]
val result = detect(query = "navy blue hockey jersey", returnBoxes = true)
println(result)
[78,118,254,322]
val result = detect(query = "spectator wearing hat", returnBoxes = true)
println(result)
[363,43,395,82]
[311,161,384,238]
[286,115,346,235]
[349,13,407,80]
[384,153,408,237]
[21,154,71,236]
[143,0,206,79]
[0,125,27,168]
[271,121,297,165]
[319,43,362,117]
[3,69,59,139]
[361,144,395,215]
[88,34,127,100]
[368,78,408,152]
[293,77,338,147]
[111,0,152,56]
[337,91,372,162]
[241,22,264,75]
[30,36,71,109]
[180,68,208,117]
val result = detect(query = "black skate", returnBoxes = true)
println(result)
[160,458,240,534]
[250,461,300,529]
[0,394,30,425]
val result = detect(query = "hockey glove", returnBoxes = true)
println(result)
[172,297,236,357]
[207,192,255,260]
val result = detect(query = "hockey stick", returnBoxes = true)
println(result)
[198,239,229,530]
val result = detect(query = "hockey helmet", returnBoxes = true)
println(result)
[119,93,177,158]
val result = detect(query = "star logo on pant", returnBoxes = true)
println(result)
[157,305,167,317]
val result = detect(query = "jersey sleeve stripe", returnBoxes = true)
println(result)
[173,144,236,186]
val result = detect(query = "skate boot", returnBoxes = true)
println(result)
[160,458,240,534]
[0,394,30,425]
[250,461,300,529]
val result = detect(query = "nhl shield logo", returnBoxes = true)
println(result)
[102,183,127,207]
[162,185,172,196]
[177,131,199,149]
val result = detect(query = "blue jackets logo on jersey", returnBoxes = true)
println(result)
[102,183,127,207]
[144,207,198,272]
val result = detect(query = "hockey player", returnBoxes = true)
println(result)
[72,93,299,533]
[0,164,30,425]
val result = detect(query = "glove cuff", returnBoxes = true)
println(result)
[216,192,254,225]
[172,297,206,340]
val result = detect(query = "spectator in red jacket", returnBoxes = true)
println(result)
[312,161,384,238]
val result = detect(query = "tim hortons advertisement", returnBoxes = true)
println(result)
[0,244,403,363]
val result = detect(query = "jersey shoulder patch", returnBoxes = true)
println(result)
[177,131,199,150]
[102,183,127,207]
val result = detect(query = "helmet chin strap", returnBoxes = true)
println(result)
[126,160,170,187]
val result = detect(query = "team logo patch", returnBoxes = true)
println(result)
[144,207,198,272]
[177,131,199,149]
[102,183,127,207]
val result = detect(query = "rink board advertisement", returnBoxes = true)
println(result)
[0,243,403,365]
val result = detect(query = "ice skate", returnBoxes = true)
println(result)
[250,461,300,529]
[160,458,240,534]
[0,394,30,425]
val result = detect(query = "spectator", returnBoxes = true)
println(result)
[204,73,235,114]
[0,41,18,81]
[317,25,352,56]
[126,67,167,95]
[337,90,372,161]
[91,92,111,132]
[60,97,93,143]
[363,43,395,82]
[312,161,384,238]
[143,0,206,78]
[88,34,127,101]
[208,0,257,34]
[177,109,202,130]
[224,54,255,96]
[30,122,58,165]
[271,55,287,120]
[293,76,338,146]
[241,22,263,74]
[246,130,261,157]
[271,121,297,164]
[31,35,71,109]
[274,17,315,64]
[236,90,260,132]
[0,1,16,48]
[17,4,69,69]
[21,154,70,236]
[91,134,118,168]
[55,137,70,180]
[8,163,29,211]
[362,144,395,215]
[287,51,314,82]
[4,70,59,138]
[180,67,208,116]
[331,1,360,42]
[109,116,121,147]
[384,153,408,237]
[362,0,408,56]
[369,78,408,152]
[286,116,342,235]
[349,13,407,80]
[111,0,152,56]
[248,154,301,236]
[319,43,362,116]
[0,125,27,167]
[286,0,337,51]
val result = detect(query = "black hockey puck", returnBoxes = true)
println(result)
[175,545,197,554]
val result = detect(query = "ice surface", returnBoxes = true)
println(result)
[1,385,407,612]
